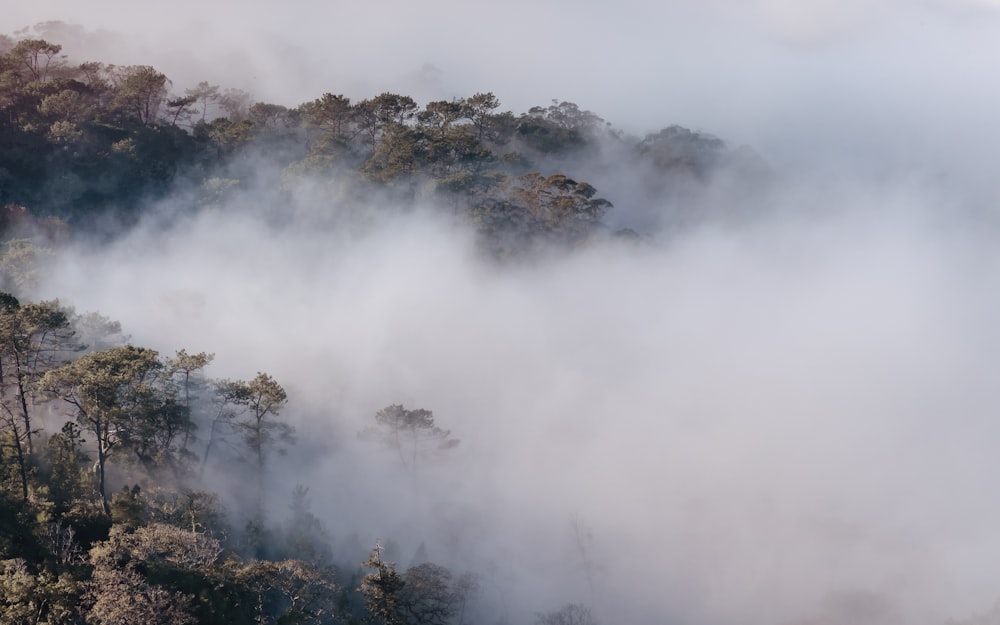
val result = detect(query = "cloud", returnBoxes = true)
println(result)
[753,0,875,45]
[28,164,1000,625]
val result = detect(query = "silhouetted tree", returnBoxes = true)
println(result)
[359,404,459,475]
[38,346,187,514]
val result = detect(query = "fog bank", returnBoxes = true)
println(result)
[32,169,1000,625]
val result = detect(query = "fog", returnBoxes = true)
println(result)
[28,175,1000,625]
[10,1,1000,624]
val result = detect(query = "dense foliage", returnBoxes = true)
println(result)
[0,30,767,255]
[0,285,489,624]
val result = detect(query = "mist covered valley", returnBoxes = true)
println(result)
[2,4,1000,625]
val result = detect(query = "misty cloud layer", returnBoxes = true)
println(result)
[27,170,1000,625]
[9,1,1000,624]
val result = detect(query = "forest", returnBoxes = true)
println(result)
[0,29,768,625]
[1,21,999,625]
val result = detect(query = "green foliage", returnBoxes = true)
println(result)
[144,487,227,537]
[38,346,191,514]
[469,173,612,257]
[0,557,83,625]
[106,65,170,127]
[87,567,197,625]
[0,292,76,501]
[1,33,757,253]
[6,39,66,83]
[0,237,55,296]
[514,101,608,156]
[90,522,222,572]
[225,557,338,624]
[42,421,97,516]
[208,372,291,517]
[0,490,44,561]
[361,544,406,625]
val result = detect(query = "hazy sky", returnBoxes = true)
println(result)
[11,2,1000,624]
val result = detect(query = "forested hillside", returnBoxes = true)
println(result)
[0,30,770,625]
[1,20,998,625]
[0,33,769,252]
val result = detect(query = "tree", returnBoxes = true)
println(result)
[0,557,83,625]
[399,563,456,625]
[452,572,478,625]
[201,117,255,157]
[6,39,65,83]
[71,311,128,353]
[165,95,197,127]
[247,102,293,129]
[359,405,458,475]
[43,421,96,516]
[218,88,251,121]
[38,346,185,515]
[227,557,337,625]
[107,65,170,126]
[299,92,359,171]
[0,239,56,296]
[469,173,612,257]
[515,101,609,156]
[164,350,214,458]
[463,92,501,143]
[144,487,226,536]
[85,523,221,622]
[204,373,291,517]
[354,93,418,155]
[361,122,424,183]
[302,93,354,139]
[414,98,497,185]
[90,523,222,572]
[184,81,219,123]
[283,485,331,566]
[87,567,197,625]
[0,293,74,500]
[636,125,726,179]
[361,543,406,625]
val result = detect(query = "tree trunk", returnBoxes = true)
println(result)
[94,419,111,516]
[13,352,33,455]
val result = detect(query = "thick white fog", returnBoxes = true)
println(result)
[10,1,1000,624]
[31,176,1000,625]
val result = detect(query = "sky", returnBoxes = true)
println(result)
[8,2,1000,624]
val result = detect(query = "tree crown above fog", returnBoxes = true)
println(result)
[0,30,769,256]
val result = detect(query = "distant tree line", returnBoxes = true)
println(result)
[0,32,767,257]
